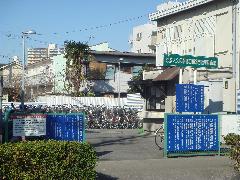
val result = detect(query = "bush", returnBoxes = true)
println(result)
[0,140,97,179]
[224,133,240,172]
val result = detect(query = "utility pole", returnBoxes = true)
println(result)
[232,1,239,113]
[118,58,123,107]
[0,68,3,143]
[21,30,36,110]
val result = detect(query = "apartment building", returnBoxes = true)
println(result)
[129,2,181,54]
[129,23,157,54]
[134,0,240,131]
[149,0,239,112]
[27,44,64,64]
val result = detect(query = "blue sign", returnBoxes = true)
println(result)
[46,113,85,142]
[176,84,204,112]
[166,114,219,153]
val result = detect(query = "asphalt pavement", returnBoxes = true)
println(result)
[86,129,240,180]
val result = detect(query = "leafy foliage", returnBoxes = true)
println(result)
[64,41,93,96]
[0,140,97,179]
[224,133,240,172]
[128,64,153,94]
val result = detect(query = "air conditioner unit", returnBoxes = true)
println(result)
[223,78,236,112]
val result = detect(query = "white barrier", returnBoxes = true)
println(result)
[36,95,144,110]
[221,115,240,136]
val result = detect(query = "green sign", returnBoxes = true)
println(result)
[163,54,218,69]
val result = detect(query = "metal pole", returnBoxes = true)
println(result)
[179,68,183,84]
[21,34,26,109]
[194,68,197,84]
[118,61,121,107]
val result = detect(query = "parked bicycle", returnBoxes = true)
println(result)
[2,103,141,130]
[154,124,164,150]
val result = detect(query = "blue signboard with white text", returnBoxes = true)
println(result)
[166,114,219,153]
[176,84,204,112]
[46,113,85,142]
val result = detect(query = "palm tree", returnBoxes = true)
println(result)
[64,41,92,96]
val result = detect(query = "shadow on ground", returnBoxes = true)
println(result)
[96,172,118,180]
[96,151,112,157]
[90,132,152,148]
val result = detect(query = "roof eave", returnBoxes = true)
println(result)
[149,0,215,21]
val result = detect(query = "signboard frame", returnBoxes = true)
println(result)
[176,84,204,112]
[46,113,85,142]
[164,114,221,157]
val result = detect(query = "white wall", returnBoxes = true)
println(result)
[155,0,233,68]
[130,23,157,54]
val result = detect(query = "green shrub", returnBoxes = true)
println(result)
[0,140,97,180]
[224,133,240,172]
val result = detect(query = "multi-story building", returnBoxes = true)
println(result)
[0,56,23,102]
[134,0,240,131]
[24,42,155,100]
[129,23,157,54]
[26,51,155,100]
[129,2,181,54]
[27,44,64,64]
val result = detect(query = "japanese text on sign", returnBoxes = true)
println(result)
[11,114,46,136]
[163,54,218,69]
[166,114,219,153]
[46,114,84,142]
[176,84,204,112]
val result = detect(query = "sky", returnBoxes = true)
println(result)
[0,0,185,64]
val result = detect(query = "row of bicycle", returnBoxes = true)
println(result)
[2,104,141,129]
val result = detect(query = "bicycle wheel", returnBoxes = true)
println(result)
[137,119,143,129]
[154,127,164,150]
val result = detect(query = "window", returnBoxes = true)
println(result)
[105,64,115,80]
[121,66,131,74]
[146,86,166,111]
[132,66,142,76]
[88,61,106,80]
[136,32,142,41]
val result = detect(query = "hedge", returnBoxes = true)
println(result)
[224,133,240,172]
[0,140,97,180]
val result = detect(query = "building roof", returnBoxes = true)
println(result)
[90,51,156,65]
[90,50,155,58]
[153,67,179,81]
[149,0,215,21]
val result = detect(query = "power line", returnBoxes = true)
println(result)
[1,13,149,45]
[0,13,149,59]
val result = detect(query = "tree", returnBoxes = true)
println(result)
[5,75,21,102]
[64,41,93,96]
[128,65,153,95]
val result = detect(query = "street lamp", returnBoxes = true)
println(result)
[21,30,36,109]
[118,58,123,107]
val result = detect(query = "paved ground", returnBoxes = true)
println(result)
[86,129,240,180]
[86,129,162,161]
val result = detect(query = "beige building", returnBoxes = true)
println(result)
[27,44,64,65]
[129,23,157,54]
[149,0,239,112]
[138,0,240,131]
